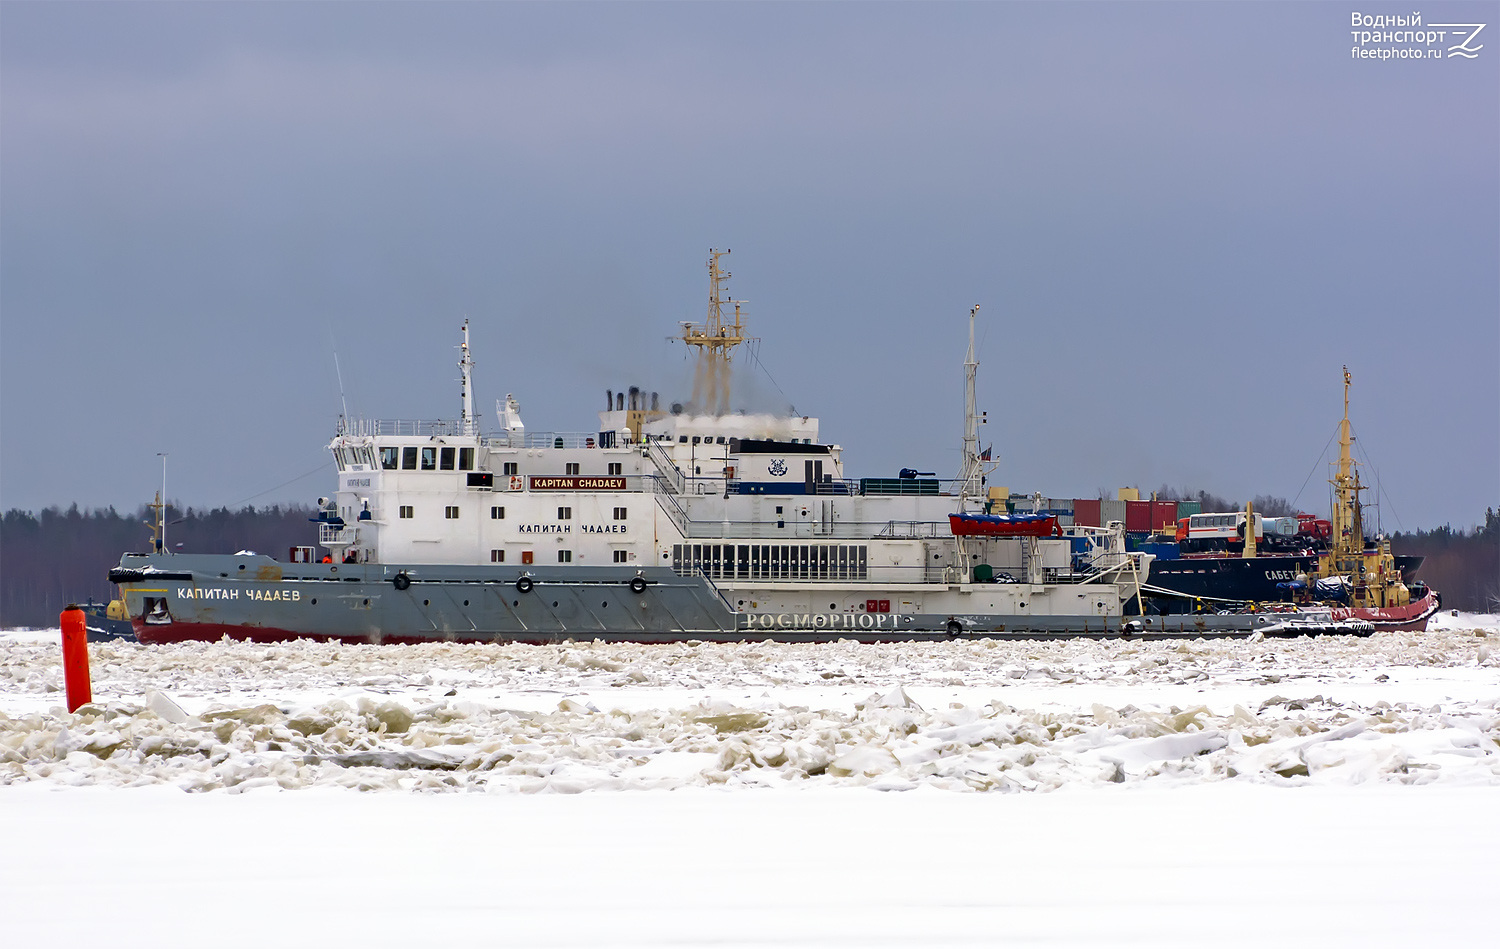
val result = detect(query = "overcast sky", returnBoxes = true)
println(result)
[2,1,1496,531]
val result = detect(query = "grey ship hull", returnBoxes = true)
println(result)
[109,553,1369,642]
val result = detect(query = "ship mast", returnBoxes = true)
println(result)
[1328,365,1364,572]
[679,249,752,416]
[459,319,476,436]
[957,305,983,505]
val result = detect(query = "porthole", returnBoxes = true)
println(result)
[738,600,744,606]
[362,598,369,606]
[238,564,246,571]
[602,601,608,608]
[513,600,519,607]
[423,599,430,606]
[830,603,836,609]
[311,598,317,605]
[553,601,560,608]
[463,599,469,606]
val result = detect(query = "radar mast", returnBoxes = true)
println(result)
[459,319,476,436]
[678,249,754,415]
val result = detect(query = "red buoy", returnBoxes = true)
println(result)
[60,605,92,712]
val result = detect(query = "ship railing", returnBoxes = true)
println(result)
[875,520,951,539]
[340,419,468,438]
[480,432,615,450]
[645,477,693,534]
[648,506,954,542]
[319,525,358,547]
[671,561,992,585]
[643,439,686,494]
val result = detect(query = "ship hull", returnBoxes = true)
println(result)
[1144,553,1424,608]
[1329,589,1441,632]
[107,552,1357,643]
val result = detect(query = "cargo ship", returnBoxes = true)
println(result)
[987,371,1438,629]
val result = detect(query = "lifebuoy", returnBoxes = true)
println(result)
[629,576,648,594]
[946,620,962,637]
[516,576,534,594]
[392,573,410,591]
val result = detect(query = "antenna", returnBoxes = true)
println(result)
[156,453,168,554]
[333,351,350,424]
[958,304,983,504]
[459,319,476,436]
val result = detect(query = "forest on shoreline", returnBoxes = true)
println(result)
[1,500,1496,628]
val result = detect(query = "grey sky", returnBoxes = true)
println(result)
[2,1,1496,532]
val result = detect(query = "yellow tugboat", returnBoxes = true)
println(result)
[1318,367,1440,630]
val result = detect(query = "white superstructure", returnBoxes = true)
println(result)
[317,257,1148,627]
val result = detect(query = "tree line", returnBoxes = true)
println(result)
[1,503,314,628]
[1389,509,1500,613]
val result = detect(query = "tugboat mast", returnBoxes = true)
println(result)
[1329,365,1365,572]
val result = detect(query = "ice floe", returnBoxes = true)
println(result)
[2,620,1496,794]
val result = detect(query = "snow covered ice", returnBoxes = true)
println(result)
[2,617,1497,946]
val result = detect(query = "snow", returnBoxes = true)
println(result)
[3,616,1497,946]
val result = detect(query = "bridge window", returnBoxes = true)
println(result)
[459,447,474,470]
[566,463,580,476]
[399,506,413,519]
[421,448,436,470]
[440,447,456,470]
[503,462,518,476]
[608,463,622,476]
[401,448,418,470]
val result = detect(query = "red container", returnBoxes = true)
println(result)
[1150,500,1178,533]
[1124,500,1152,533]
[1073,499,1101,527]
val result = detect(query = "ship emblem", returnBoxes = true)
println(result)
[768,459,788,477]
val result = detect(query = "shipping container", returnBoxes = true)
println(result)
[1101,499,1127,526]
[1073,498,1101,527]
[1125,500,1152,533]
[1149,500,1178,533]
[1176,500,1202,518]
